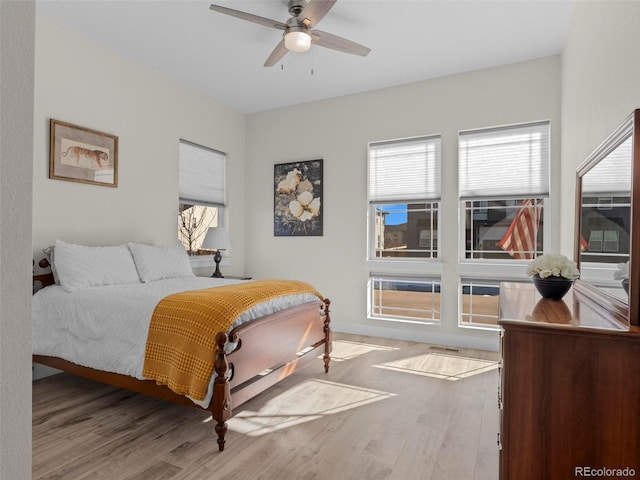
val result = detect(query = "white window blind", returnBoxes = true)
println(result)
[459,121,550,200]
[369,135,441,203]
[179,140,226,207]
[582,136,632,195]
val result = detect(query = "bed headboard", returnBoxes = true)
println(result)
[33,258,55,293]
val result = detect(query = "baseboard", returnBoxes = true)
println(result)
[331,321,500,352]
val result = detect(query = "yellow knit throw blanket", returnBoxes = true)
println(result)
[143,279,323,401]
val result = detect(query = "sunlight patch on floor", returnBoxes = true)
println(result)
[227,378,395,436]
[374,352,498,381]
[329,339,399,362]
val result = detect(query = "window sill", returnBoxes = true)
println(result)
[457,261,528,280]
[366,259,443,275]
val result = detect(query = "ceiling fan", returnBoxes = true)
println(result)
[209,0,371,67]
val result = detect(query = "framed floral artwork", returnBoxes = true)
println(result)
[274,159,323,236]
[49,119,118,187]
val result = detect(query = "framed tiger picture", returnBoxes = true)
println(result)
[49,119,118,187]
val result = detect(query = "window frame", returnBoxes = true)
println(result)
[368,274,442,325]
[460,197,547,263]
[458,278,503,331]
[368,201,440,260]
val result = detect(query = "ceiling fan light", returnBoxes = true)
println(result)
[284,30,311,53]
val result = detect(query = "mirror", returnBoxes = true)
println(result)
[575,109,639,326]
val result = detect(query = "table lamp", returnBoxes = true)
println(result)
[202,227,231,278]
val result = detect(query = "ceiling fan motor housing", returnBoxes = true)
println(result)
[285,17,310,33]
[288,0,308,18]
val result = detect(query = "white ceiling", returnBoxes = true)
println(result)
[36,0,575,114]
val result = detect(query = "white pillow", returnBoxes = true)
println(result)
[128,242,194,282]
[54,240,141,293]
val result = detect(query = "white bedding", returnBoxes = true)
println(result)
[32,277,319,407]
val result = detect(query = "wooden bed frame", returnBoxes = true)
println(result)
[33,260,332,451]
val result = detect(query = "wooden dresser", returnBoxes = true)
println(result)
[498,282,640,480]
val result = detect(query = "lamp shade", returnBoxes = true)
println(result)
[202,227,231,251]
[284,30,311,53]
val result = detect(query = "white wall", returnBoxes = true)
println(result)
[560,0,640,254]
[0,1,35,478]
[33,14,247,277]
[12,2,640,477]
[30,0,640,369]
[245,56,561,351]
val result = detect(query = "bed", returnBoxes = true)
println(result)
[32,240,331,451]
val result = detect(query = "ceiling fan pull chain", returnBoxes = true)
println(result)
[311,48,315,75]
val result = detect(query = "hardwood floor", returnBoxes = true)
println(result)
[33,333,500,480]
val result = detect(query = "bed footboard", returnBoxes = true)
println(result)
[210,298,331,451]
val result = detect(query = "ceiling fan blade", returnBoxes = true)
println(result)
[297,0,336,29]
[311,29,371,57]
[264,39,289,67]
[209,4,286,30]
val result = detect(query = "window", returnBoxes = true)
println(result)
[463,198,544,259]
[459,279,501,329]
[178,140,225,254]
[459,121,550,260]
[372,202,439,258]
[367,135,442,324]
[369,275,441,324]
[580,136,632,264]
[580,196,630,262]
[368,135,441,259]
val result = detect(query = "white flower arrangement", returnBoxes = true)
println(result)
[527,253,580,280]
[613,261,629,280]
